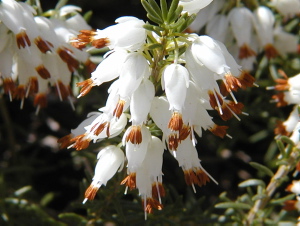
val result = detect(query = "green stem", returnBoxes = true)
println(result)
[246,149,299,224]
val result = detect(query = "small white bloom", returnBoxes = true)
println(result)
[83,145,125,203]
[162,63,189,111]
[179,0,214,15]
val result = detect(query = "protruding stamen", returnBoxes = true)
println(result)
[77,78,94,98]
[272,93,287,107]
[209,124,229,138]
[152,182,165,204]
[34,93,48,109]
[120,173,136,191]
[57,134,73,149]
[208,90,223,115]
[26,77,38,97]
[3,78,15,101]
[142,198,163,214]
[69,134,91,150]
[83,184,100,203]
[238,71,255,89]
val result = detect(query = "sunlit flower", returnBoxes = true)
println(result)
[83,145,125,203]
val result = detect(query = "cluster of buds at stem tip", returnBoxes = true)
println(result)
[58,0,255,218]
[0,0,96,113]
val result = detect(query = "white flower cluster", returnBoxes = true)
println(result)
[270,71,300,144]
[0,0,94,112]
[58,0,256,215]
[188,0,299,71]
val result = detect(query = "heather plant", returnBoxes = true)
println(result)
[0,0,299,225]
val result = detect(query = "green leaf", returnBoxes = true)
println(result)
[276,139,285,159]
[160,0,168,21]
[249,162,274,177]
[167,16,186,29]
[281,136,295,146]
[270,194,296,204]
[167,5,183,24]
[252,193,267,201]
[148,43,163,50]
[148,0,162,19]
[177,13,196,32]
[238,179,266,188]
[142,0,163,24]
[147,13,164,25]
[215,202,251,210]
[83,10,93,22]
[58,213,87,225]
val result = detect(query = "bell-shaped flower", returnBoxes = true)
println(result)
[174,138,217,192]
[273,26,298,56]
[228,7,257,60]
[113,52,149,118]
[135,136,165,219]
[270,0,300,17]
[205,14,229,43]
[275,105,300,136]
[83,145,125,203]
[188,0,224,32]
[253,6,278,59]
[190,35,230,75]
[124,125,151,172]
[77,49,128,97]
[162,63,189,132]
[179,0,213,15]
[57,112,101,149]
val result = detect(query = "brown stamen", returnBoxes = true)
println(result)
[238,71,255,89]
[142,198,163,214]
[13,85,26,100]
[126,125,142,144]
[57,134,73,149]
[238,43,256,59]
[34,93,47,108]
[84,184,99,201]
[16,31,31,49]
[77,78,94,97]
[168,134,179,151]
[113,100,126,118]
[91,38,110,49]
[34,36,53,53]
[57,47,79,72]
[56,80,71,100]
[120,173,136,190]
[208,90,223,111]
[35,65,51,79]
[224,73,242,92]
[3,78,16,95]
[168,112,183,131]
[274,120,289,136]
[264,43,279,60]
[28,77,39,95]
[70,134,91,151]
[209,124,228,138]
[283,200,297,211]
[272,93,287,107]
[179,124,190,141]
[152,183,165,199]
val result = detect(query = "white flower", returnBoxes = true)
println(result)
[188,0,224,32]
[93,16,146,51]
[179,0,214,15]
[270,0,300,17]
[83,145,125,203]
